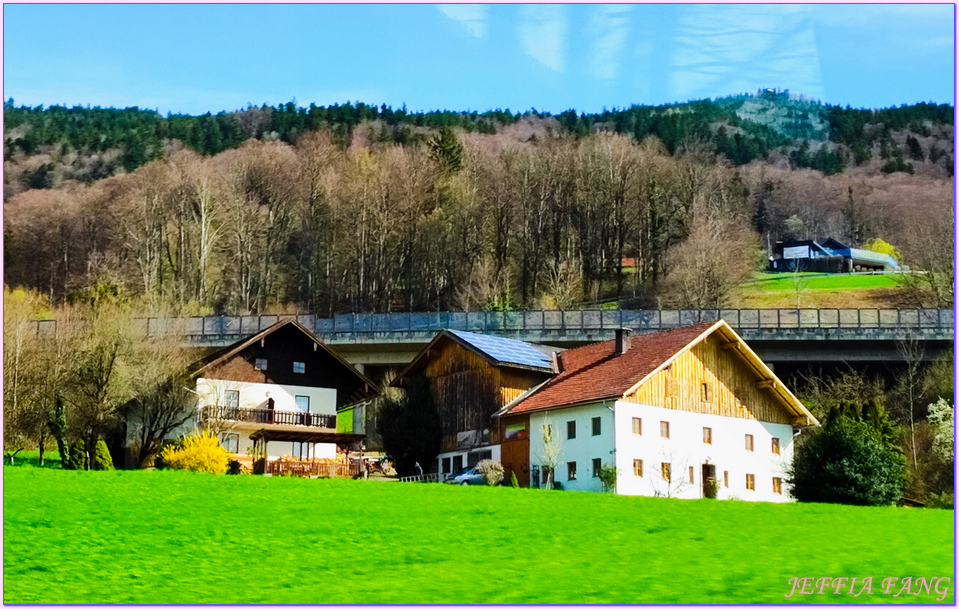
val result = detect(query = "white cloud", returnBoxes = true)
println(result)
[518,4,568,73]
[587,5,632,80]
[436,4,488,39]
[812,4,953,28]
[669,5,825,101]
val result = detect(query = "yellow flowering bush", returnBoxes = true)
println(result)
[159,431,230,474]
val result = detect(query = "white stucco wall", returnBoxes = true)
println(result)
[528,402,617,492]
[196,378,337,415]
[613,400,794,502]
[436,445,502,477]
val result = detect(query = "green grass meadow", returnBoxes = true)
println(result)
[4,466,955,604]
[740,273,902,292]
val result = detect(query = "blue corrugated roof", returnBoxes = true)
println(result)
[448,330,554,371]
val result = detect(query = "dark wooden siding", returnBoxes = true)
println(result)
[203,324,369,409]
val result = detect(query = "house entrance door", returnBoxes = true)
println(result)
[702,464,717,498]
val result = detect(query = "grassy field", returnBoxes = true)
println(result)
[731,273,907,309]
[4,467,954,604]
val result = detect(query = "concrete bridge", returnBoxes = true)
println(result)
[29,308,954,376]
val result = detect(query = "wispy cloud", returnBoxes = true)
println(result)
[669,5,825,101]
[518,4,568,73]
[811,4,953,28]
[586,5,631,80]
[436,4,488,39]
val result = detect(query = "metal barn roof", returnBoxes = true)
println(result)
[448,330,555,371]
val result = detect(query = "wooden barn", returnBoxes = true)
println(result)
[393,330,557,481]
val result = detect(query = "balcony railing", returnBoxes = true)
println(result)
[201,406,336,429]
[266,459,361,478]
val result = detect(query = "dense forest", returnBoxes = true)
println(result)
[3,91,955,315]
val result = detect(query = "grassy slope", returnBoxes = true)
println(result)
[4,467,954,604]
[731,273,908,309]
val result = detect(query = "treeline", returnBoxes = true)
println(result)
[4,94,953,183]
[4,127,954,316]
[3,99,519,163]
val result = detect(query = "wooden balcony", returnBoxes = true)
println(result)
[266,459,363,478]
[201,406,336,430]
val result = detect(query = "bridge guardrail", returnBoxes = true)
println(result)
[22,308,955,340]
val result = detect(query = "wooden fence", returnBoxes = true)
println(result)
[266,460,362,478]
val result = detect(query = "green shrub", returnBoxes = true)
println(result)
[789,417,906,506]
[477,459,504,486]
[510,471,519,488]
[158,432,230,474]
[598,464,619,492]
[927,492,954,510]
[227,460,243,475]
[67,440,86,471]
[95,440,113,471]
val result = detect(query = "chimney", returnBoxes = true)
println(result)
[615,328,632,355]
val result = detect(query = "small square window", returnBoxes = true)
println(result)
[223,389,240,409]
[661,462,671,482]
[703,427,712,444]
[746,473,755,490]
[255,358,268,371]
[567,461,577,481]
[567,421,576,440]
[723,470,729,488]
[745,434,754,452]
[592,458,602,477]
[771,437,781,455]
[632,417,642,435]
[592,416,601,436]
[660,421,670,439]
[293,361,305,374]
[689,466,695,483]
[772,477,782,494]
[633,459,643,477]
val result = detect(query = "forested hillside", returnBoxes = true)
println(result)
[3,91,955,315]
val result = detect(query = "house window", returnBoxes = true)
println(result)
[592,458,602,477]
[442,457,451,474]
[664,367,677,405]
[219,433,239,453]
[724,470,729,488]
[703,427,712,444]
[633,459,643,477]
[660,421,670,439]
[567,461,577,481]
[772,437,781,455]
[592,417,601,436]
[745,434,754,451]
[773,477,782,494]
[632,417,642,435]
[661,463,671,482]
[701,382,712,402]
[452,455,463,472]
[255,358,268,371]
[567,421,576,440]
[292,442,311,460]
[223,389,240,409]
[293,361,305,374]
[746,474,756,490]
[294,395,310,412]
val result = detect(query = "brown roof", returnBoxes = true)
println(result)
[508,323,714,414]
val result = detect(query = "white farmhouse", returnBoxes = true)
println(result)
[496,321,818,501]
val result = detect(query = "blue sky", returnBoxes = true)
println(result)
[2,3,954,115]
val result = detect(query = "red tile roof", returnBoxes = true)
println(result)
[508,322,715,414]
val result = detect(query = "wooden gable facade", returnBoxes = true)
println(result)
[622,322,815,426]
[397,331,553,454]
[196,320,377,410]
